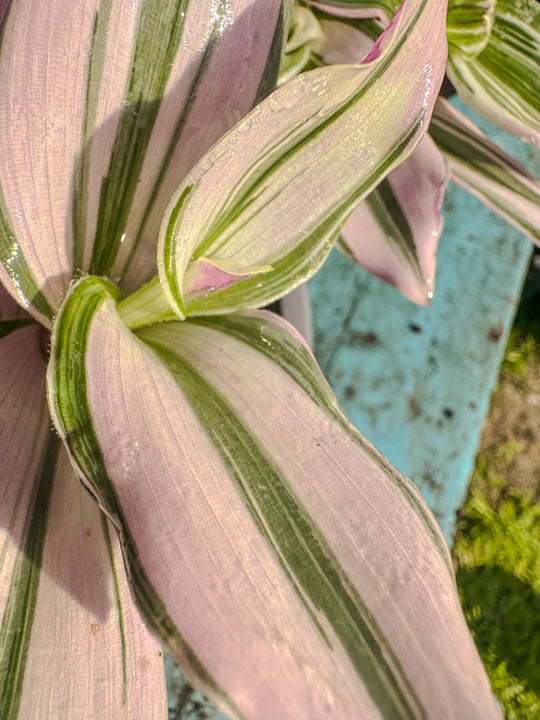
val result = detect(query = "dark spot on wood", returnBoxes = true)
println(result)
[408,396,421,418]
[422,472,443,493]
[443,407,454,419]
[349,331,379,347]
[487,323,503,342]
[344,385,356,399]
[408,322,423,333]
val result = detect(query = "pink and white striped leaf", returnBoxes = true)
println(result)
[0,0,287,327]
[48,275,502,720]
[309,14,448,305]
[157,0,448,319]
[431,98,540,246]
[0,321,167,719]
[338,134,447,305]
[447,0,540,145]
[305,0,398,25]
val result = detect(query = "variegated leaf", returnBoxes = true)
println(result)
[48,275,502,720]
[156,0,448,320]
[308,13,448,305]
[447,0,540,145]
[0,0,288,327]
[0,321,167,719]
[305,0,398,24]
[279,5,324,85]
[338,135,447,305]
[446,0,495,59]
[431,98,540,245]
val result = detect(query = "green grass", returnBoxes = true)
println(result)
[501,299,540,379]
[455,488,540,718]
[454,288,540,719]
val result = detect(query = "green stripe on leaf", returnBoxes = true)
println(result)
[88,0,190,276]
[0,433,59,720]
[158,0,446,318]
[71,0,114,273]
[0,198,54,324]
[447,0,540,143]
[46,275,239,718]
[431,98,540,244]
[139,325,424,719]
[176,313,454,577]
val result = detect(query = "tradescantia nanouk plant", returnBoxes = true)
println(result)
[1,0,537,718]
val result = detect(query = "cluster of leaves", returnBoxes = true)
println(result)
[0,0,538,718]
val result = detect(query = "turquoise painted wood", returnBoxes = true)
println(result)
[308,98,538,544]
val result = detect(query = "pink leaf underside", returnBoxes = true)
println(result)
[0,326,166,719]
[341,135,447,305]
[182,257,272,301]
[0,0,283,318]
[312,16,381,64]
[312,15,448,304]
[362,2,403,62]
[78,298,500,720]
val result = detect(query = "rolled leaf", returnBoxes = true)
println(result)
[447,0,540,145]
[431,98,540,245]
[338,135,447,305]
[0,323,167,719]
[0,0,287,326]
[48,275,502,720]
[279,5,324,84]
[158,0,448,319]
[446,0,495,59]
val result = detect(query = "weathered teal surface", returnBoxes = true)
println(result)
[308,99,538,544]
